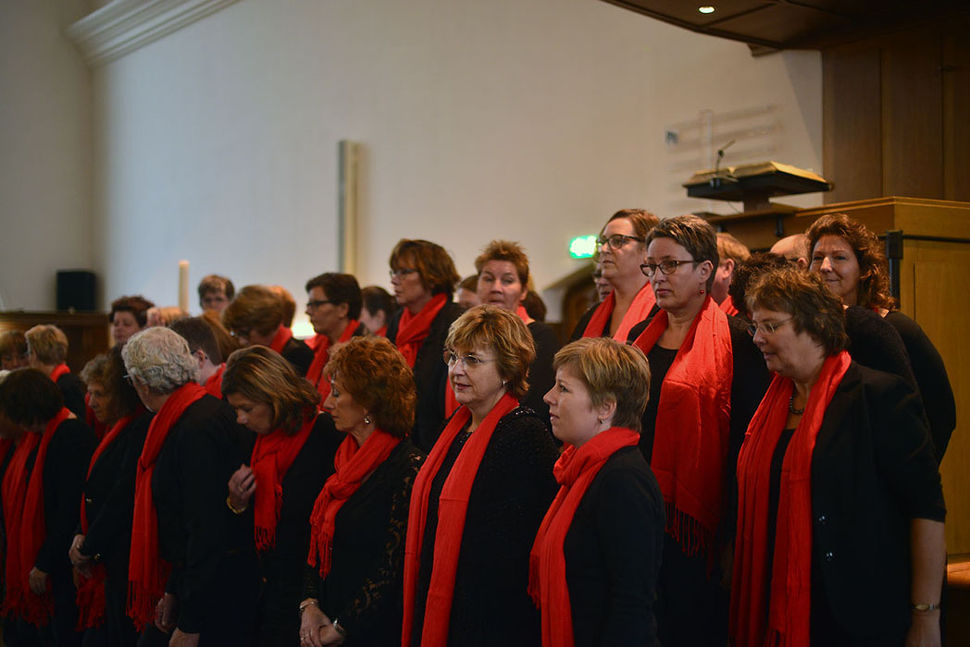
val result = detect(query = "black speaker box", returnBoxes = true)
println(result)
[57,270,96,311]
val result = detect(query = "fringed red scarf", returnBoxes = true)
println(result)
[306,320,360,402]
[395,294,447,368]
[402,392,519,647]
[251,414,317,552]
[582,283,655,341]
[731,351,851,647]
[268,326,294,354]
[76,411,140,630]
[127,382,206,631]
[1,432,41,619]
[17,407,73,625]
[49,363,71,383]
[719,295,739,317]
[528,427,639,647]
[307,429,401,576]
[204,363,225,398]
[631,296,733,559]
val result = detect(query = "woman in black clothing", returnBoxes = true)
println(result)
[223,285,315,376]
[807,213,956,462]
[299,337,424,647]
[532,337,664,646]
[474,239,559,424]
[70,349,151,647]
[25,324,87,418]
[402,306,559,647]
[221,346,343,647]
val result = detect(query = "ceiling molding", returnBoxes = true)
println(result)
[66,0,241,67]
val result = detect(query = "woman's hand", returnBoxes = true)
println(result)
[168,629,199,647]
[27,567,47,595]
[299,602,331,647]
[155,592,178,633]
[906,611,941,647]
[69,534,92,573]
[227,464,256,511]
[318,624,346,645]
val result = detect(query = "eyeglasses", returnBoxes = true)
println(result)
[443,350,495,369]
[640,259,698,278]
[597,234,644,250]
[306,299,332,309]
[746,318,793,337]
[389,268,419,279]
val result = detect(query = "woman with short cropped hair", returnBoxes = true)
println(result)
[223,284,315,376]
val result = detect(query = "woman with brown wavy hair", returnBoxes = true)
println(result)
[807,213,955,461]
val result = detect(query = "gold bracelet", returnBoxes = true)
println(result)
[912,602,941,612]
[225,495,247,515]
[299,599,319,616]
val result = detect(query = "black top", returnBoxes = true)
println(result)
[884,311,955,462]
[56,372,88,420]
[411,408,559,647]
[569,303,606,341]
[281,337,315,377]
[843,306,916,388]
[27,418,96,576]
[386,300,463,452]
[152,394,255,634]
[564,446,664,646]
[523,321,560,426]
[803,362,944,641]
[78,411,152,574]
[303,440,425,646]
[254,414,344,638]
[638,345,677,464]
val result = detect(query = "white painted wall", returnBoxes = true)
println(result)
[9,0,823,323]
[0,0,93,311]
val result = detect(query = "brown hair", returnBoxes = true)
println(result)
[197,274,235,300]
[746,267,848,355]
[389,239,461,298]
[223,285,284,337]
[716,232,751,264]
[606,209,659,241]
[25,325,69,365]
[0,368,64,426]
[645,214,719,291]
[0,331,27,364]
[305,273,363,320]
[325,337,416,438]
[361,286,394,318]
[222,346,320,434]
[806,213,895,310]
[553,337,651,432]
[728,252,794,320]
[169,317,223,365]
[445,305,535,400]
[80,347,142,424]
[474,240,530,286]
[110,295,155,328]
[268,285,297,328]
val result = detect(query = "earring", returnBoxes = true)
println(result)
[363,415,372,425]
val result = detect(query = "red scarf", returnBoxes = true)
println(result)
[582,283,655,341]
[127,382,206,631]
[402,392,519,647]
[719,295,739,317]
[268,326,294,354]
[631,296,732,558]
[1,433,41,618]
[251,414,317,552]
[306,320,360,401]
[528,427,639,647]
[16,407,73,624]
[204,363,225,398]
[395,294,448,368]
[515,304,531,323]
[84,393,108,441]
[49,363,71,383]
[75,411,139,629]
[307,429,401,576]
[305,333,326,351]
[374,325,387,338]
[731,352,850,647]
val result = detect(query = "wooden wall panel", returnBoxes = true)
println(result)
[943,17,970,202]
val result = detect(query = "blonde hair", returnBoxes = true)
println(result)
[716,232,751,264]
[445,305,535,400]
[25,325,69,365]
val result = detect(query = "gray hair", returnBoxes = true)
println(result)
[122,327,199,394]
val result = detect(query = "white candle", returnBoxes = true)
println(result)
[178,260,189,312]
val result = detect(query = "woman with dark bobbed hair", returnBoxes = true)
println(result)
[732,268,945,647]
[359,286,395,337]
[402,306,558,647]
[807,213,955,461]
[531,337,664,646]
[386,239,463,452]
[627,214,769,647]
[223,284,315,377]
[221,346,343,646]
[70,349,151,647]
[299,337,425,647]
[0,368,95,646]
[110,295,155,347]
[571,209,659,341]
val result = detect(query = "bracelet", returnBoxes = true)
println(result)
[333,618,347,637]
[912,602,941,612]
[298,599,318,616]
[225,495,247,515]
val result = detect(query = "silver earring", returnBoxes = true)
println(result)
[363,415,372,425]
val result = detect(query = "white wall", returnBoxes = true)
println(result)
[0,0,93,311]
[77,0,821,322]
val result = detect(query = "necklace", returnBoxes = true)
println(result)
[788,393,805,416]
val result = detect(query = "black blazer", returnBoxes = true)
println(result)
[522,320,560,426]
[387,300,463,452]
[809,362,944,642]
[281,337,315,377]
[564,446,664,647]
[56,372,87,419]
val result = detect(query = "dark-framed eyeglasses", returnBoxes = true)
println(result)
[746,318,794,337]
[597,234,644,250]
[389,268,419,279]
[306,299,332,309]
[639,259,698,278]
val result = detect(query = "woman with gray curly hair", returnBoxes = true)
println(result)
[121,327,256,647]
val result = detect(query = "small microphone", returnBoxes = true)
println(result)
[711,140,738,188]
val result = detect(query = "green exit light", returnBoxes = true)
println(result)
[569,235,598,259]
